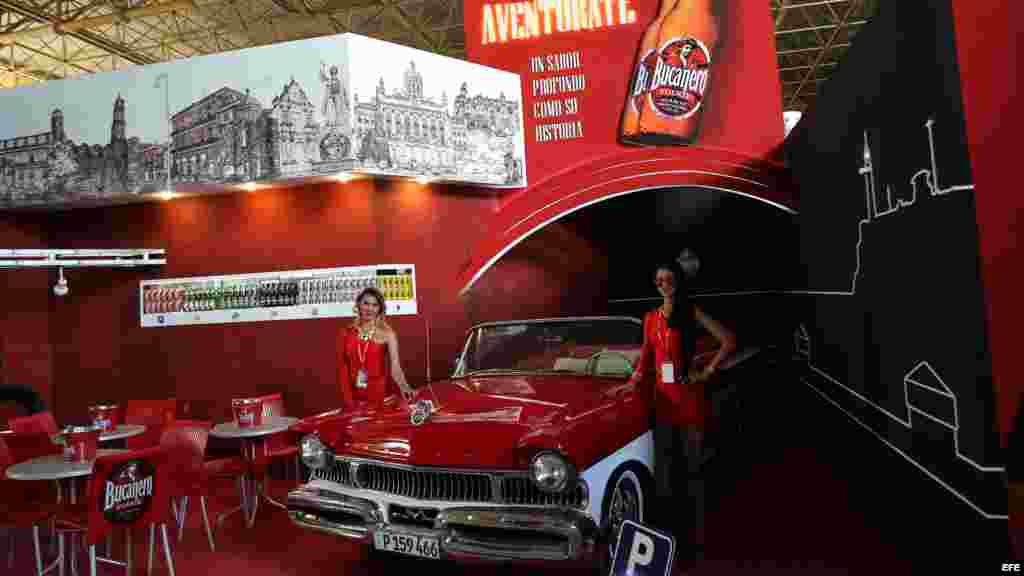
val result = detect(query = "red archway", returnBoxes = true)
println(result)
[456,147,800,296]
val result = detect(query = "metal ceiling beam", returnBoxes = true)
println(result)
[778,42,850,56]
[7,39,95,74]
[779,61,838,72]
[0,0,156,64]
[378,0,446,54]
[776,19,866,35]
[784,77,827,86]
[0,0,196,44]
[0,53,58,80]
[774,0,789,27]
[784,0,853,8]
[787,0,861,107]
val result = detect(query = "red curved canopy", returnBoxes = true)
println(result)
[456,147,799,297]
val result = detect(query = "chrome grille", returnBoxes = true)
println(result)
[314,457,586,509]
[312,460,351,485]
[501,477,588,508]
[361,462,493,502]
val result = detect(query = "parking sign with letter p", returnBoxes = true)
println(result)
[609,520,675,576]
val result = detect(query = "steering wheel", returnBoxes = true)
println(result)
[585,351,635,377]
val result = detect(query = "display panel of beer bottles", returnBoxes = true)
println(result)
[626,0,719,146]
[620,0,679,143]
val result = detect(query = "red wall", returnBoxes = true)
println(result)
[0,214,54,411]
[950,0,1023,446]
[31,179,608,425]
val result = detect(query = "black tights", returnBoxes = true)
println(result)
[652,422,705,546]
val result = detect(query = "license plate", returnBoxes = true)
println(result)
[373,529,441,559]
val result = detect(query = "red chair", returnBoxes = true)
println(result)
[125,399,177,450]
[190,408,251,532]
[3,431,64,503]
[159,420,217,550]
[0,435,63,575]
[7,411,59,436]
[44,446,176,576]
[254,393,301,481]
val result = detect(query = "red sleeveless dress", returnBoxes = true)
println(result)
[630,309,705,427]
[337,326,397,409]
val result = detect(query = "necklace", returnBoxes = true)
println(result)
[356,319,377,364]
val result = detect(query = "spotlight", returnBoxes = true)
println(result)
[334,173,352,183]
[156,191,176,201]
[677,249,700,278]
[53,267,68,297]
[240,182,259,192]
[414,175,432,185]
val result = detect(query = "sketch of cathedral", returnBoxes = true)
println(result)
[352,61,523,184]
[270,79,319,176]
[0,96,160,206]
[0,52,525,209]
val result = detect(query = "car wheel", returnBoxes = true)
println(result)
[597,465,650,575]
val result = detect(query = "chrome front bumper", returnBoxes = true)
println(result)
[286,485,598,562]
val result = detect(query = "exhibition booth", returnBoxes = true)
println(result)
[0,0,1017,573]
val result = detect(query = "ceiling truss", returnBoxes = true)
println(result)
[0,0,871,111]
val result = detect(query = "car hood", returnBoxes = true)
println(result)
[305,374,622,469]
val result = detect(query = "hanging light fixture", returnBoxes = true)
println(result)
[53,267,69,296]
[0,249,166,297]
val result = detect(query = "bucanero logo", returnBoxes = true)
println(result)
[648,37,712,119]
[102,459,155,523]
[629,48,660,115]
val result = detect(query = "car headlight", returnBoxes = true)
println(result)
[530,450,574,493]
[301,433,331,470]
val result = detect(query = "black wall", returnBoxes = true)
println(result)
[787,0,1003,517]
[565,185,802,348]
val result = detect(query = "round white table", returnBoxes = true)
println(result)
[5,448,129,481]
[99,424,147,443]
[210,417,298,528]
[210,417,298,440]
[6,448,133,575]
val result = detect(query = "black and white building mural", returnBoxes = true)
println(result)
[0,33,526,210]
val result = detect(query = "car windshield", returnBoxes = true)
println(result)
[453,318,644,379]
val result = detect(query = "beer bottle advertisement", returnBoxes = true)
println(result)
[462,0,785,186]
[101,459,157,523]
[633,0,719,145]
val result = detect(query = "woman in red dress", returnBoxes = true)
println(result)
[628,259,735,558]
[338,287,415,410]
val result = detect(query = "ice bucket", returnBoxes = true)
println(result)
[88,404,120,431]
[232,398,264,428]
[61,425,100,463]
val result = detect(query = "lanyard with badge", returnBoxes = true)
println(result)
[355,320,377,389]
[655,309,682,385]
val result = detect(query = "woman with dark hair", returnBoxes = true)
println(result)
[338,286,416,409]
[627,258,736,557]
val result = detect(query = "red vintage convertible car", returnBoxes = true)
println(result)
[287,316,746,569]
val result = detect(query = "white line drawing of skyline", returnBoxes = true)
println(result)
[819,116,975,296]
[795,322,1005,520]
[801,375,1007,521]
[797,323,1003,475]
[607,118,978,303]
